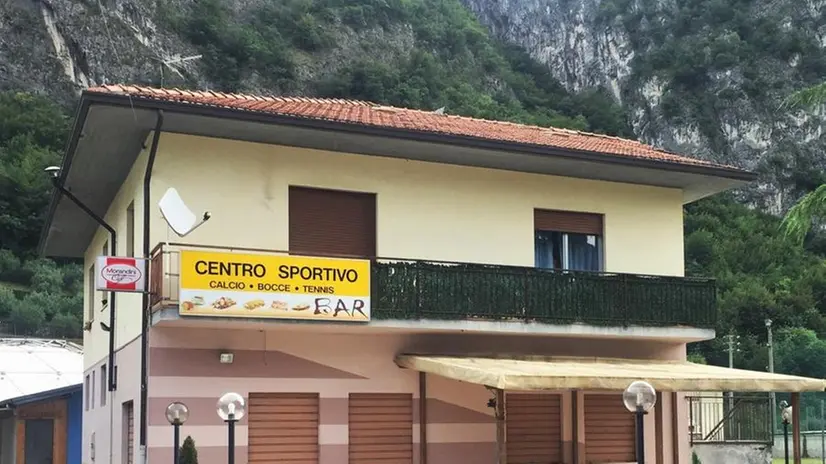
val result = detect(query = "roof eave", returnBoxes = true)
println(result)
[0,383,83,408]
[80,90,758,183]
[37,96,94,256]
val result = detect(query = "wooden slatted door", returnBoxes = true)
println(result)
[349,393,413,464]
[584,394,635,463]
[506,393,562,464]
[248,393,319,464]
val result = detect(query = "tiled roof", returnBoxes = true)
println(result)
[87,85,740,171]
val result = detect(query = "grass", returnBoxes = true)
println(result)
[772,459,822,464]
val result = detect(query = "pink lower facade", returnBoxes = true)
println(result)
[83,326,692,464]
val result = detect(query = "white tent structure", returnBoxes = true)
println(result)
[0,338,83,402]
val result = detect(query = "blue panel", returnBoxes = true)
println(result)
[66,391,83,464]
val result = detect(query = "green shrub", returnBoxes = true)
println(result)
[179,436,198,464]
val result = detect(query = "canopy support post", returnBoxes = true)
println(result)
[419,372,427,464]
[792,392,801,464]
[495,388,506,464]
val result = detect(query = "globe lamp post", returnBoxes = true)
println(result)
[780,401,792,464]
[217,392,245,464]
[165,402,190,464]
[623,381,657,464]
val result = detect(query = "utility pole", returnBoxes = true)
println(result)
[726,333,739,410]
[767,318,776,433]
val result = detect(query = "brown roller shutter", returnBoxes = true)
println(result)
[584,394,635,463]
[349,393,413,464]
[506,393,562,464]
[289,186,376,257]
[248,393,319,464]
[534,209,603,235]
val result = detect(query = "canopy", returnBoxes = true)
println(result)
[395,355,826,392]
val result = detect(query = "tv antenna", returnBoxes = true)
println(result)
[158,54,202,87]
[158,187,211,237]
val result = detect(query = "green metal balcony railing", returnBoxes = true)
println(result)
[372,260,717,328]
[149,244,716,328]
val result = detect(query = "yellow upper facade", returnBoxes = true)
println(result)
[148,134,685,274]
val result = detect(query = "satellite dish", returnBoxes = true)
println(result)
[158,188,211,237]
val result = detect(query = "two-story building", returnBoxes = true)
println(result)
[39,85,826,464]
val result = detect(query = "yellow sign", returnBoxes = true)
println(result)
[178,250,370,321]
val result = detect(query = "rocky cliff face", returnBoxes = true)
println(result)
[462,0,826,209]
[3,0,825,208]
[0,0,211,106]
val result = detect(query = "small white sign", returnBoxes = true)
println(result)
[95,256,147,293]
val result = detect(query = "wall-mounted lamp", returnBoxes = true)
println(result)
[219,352,234,364]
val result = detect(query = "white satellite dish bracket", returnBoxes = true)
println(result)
[158,187,211,238]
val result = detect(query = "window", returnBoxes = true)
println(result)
[87,266,95,323]
[126,202,135,257]
[91,373,96,410]
[289,186,376,257]
[84,375,90,411]
[100,365,107,406]
[534,209,603,271]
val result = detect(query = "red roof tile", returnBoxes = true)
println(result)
[86,85,742,171]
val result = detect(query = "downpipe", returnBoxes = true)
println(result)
[140,110,164,464]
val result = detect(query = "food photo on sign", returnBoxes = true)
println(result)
[177,250,371,321]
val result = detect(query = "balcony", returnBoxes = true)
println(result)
[149,244,717,330]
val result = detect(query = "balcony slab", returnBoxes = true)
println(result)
[151,307,715,342]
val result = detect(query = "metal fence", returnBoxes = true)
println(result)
[372,259,717,327]
[688,394,772,444]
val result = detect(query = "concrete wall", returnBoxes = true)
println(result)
[692,443,771,464]
[773,432,826,458]
[82,142,147,368]
[83,336,142,464]
[144,326,688,464]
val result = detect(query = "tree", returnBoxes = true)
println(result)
[179,436,198,464]
[782,184,826,245]
[773,327,826,379]
[782,82,826,111]
[9,304,45,334]
[781,83,826,245]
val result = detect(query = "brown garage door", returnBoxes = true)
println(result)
[584,394,635,463]
[248,393,319,464]
[506,393,562,464]
[349,393,413,464]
